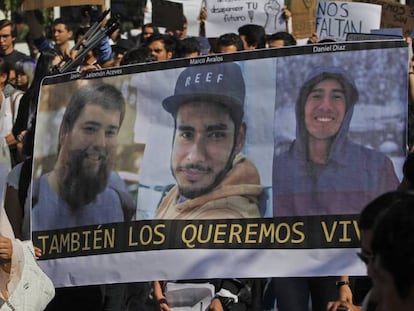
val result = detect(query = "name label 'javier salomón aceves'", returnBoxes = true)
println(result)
[313,44,346,53]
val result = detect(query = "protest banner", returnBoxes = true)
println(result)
[360,0,414,37]
[22,0,105,10]
[316,0,381,41]
[205,0,286,37]
[31,40,407,288]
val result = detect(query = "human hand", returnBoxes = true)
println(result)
[199,7,208,22]
[159,300,171,311]
[209,298,224,311]
[282,6,292,19]
[0,235,12,261]
[308,33,319,44]
[79,63,101,74]
[34,246,42,259]
[327,300,361,311]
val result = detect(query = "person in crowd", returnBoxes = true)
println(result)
[0,19,30,72]
[0,57,21,207]
[327,191,404,311]
[11,48,63,161]
[267,31,297,48]
[11,11,29,42]
[32,83,135,231]
[0,205,55,310]
[215,33,243,53]
[126,15,144,46]
[4,121,34,240]
[145,34,176,61]
[270,65,399,311]
[135,23,159,48]
[153,61,264,311]
[120,46,155,65]
[171,15,188,41]
[369,192,414,311]
[0,57,12,96]
[111,38,135,66]
[176,36,201,58]
[26,10,112,69]
[25,12,74,61]
[238,24,266,50]
[397,152,414,191]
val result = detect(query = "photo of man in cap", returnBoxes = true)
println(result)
[273,65,399,217]
[151,62,264,311]
[155,61,263,220]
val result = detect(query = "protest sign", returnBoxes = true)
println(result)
[316,0,381,41]
[205,0,286,37]
[22,0,105,10]
[291,0,318,39]
[361,0,414,37]
[152,0,184,31]
[31,40,407,287]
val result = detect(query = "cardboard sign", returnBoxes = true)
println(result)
[291,0,318,39]
[360,0,414,37]
[21,0,105,10]
[316,0,381,41]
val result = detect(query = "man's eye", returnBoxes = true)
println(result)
[180,131,193,139]
[208,132,226,139]
[83,126,98,133]
[333,94,345,101]
[106,129,118,137]
[310,94,322,100]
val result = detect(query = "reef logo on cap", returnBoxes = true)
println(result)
[162,62,246,121]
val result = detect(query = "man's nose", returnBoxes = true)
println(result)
[318,95,333,110]
[186,137,206,162]
[94,130,107,147]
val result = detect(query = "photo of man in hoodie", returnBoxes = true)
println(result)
[273,65,399,217]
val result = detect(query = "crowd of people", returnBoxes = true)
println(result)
[0,3,413,311]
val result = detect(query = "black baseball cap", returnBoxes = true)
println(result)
[162,62,246,122]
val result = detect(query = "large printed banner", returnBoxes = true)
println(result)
[316,0,381,41]
[205,0,287,36]
[31,40,408,287]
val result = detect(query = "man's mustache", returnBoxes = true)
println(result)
[179,163,213,173]
[83,146,108,161]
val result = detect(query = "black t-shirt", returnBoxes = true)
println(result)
[1,49,30,70]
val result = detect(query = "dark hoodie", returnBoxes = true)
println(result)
[273,66,399,216]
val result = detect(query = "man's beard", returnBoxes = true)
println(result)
[173,154,235,199]
[58,147,112,209]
